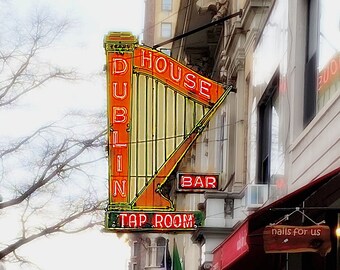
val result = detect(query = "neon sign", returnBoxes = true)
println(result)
[104,32,230,232]
[107,211,204,231]
[177,173,219,191]
[134,47,223,105]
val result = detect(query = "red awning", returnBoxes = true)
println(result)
[212,168,340,270]
[212,221,249,270]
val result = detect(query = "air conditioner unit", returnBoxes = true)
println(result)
[245,184,268,209]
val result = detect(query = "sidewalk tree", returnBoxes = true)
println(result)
[0,2,106,265]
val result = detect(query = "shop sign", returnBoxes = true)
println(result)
[263,225,331,256]
[318,52,340,92]
[106,211,203,231]
[104,32,228,232]
[177,173,218,192]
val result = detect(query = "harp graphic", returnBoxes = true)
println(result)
[104,32,231,230]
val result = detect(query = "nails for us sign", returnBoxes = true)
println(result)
[263,225,331,256]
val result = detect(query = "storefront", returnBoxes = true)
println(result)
[212,168,340,270]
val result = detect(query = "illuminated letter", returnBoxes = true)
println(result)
[113,107,128,123]
[183,214,193,228]
[169,62,182,82]
[120,213,128,227]
[112,58,128,75]
[181,176,193,188]
[112,131,127,148]
[164,214,172,228]
[139,214,147,227]
[184,73,196,91]
[194,176,204,188]
[116,154,123,172]
[155,214,163,228]
[206,176,217,188]
[141,49,152,69]
[112,82,128,100]
[113,180,127,197]
[330,59,338,75]
[155,56,167,73]
[173,215,181,228]
[199,79,212,99]
[129,214,137,227]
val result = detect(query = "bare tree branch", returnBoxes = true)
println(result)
[0,5,76,107]
[0,124,54,159]
[0,200,105,260]
[0,129,106,210]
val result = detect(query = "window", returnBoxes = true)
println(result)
[160,48,171,56]
[132,241,140,257]
[146,237,169,268]
[219,112,226,173]
[161,23,172,38]
[156,237,167,267]
[304,0,340,126]
[317,1,340,109]
[258,75,284,185]
[162,0,172,11]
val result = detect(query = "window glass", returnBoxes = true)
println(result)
[258,77,284,185]
[132,241,140,257]
[270,92,284,180]
[317,0,340,110]
[161,23,172,38]
[219,112,226,172]
[156,237,167,267]
[160,48,171,56]
[162,0,172,11]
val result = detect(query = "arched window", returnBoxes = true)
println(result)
[156,237,166,267]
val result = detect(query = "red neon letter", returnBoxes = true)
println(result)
[112,82,128,100]
[112,131,127,148]
[112,58,128,75]
[181,176,193,188]
[113,180,127,197]
[155,56,167,73]
[169,62,182,82]
[184,73,196,91]
[199,79,212,99]
[206,176,217,188]
[112,107,128,123]
[141,49,152,69]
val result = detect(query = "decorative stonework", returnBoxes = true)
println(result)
[197,0,230,22]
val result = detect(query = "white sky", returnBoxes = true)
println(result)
[0,0,145,137]
[1,0,144,269]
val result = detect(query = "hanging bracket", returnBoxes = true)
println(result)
[270,207,325,226]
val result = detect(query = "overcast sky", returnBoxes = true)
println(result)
[1,0,144,269]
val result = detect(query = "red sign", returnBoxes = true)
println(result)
[178,173,218,191]
[212,221,249,270]
[263,225,331,256]
[134,46,224,106]
[104,32,228,232]
[106,211,203,231]
[318,53,340,92]
[107,49,133,204]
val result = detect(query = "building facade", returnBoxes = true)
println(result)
[129,0,340,269]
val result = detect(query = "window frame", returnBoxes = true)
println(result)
[160,22,172,38]
[257,74,280,185]
[162,0,172,12]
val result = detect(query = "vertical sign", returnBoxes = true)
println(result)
[104,32,230,232]
[106,33,136,206]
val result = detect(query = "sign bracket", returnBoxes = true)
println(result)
[270,207,325,226]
